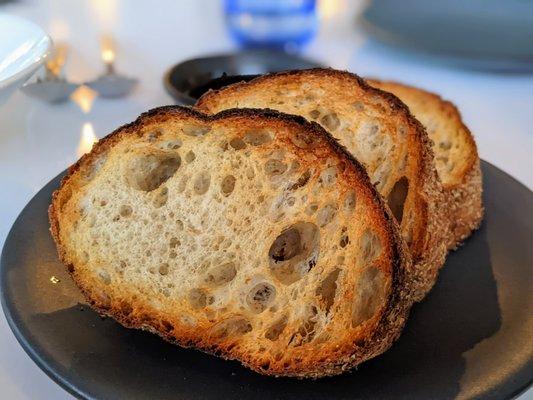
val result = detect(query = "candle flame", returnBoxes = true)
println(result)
[46,42,68,77]
[101,35,116,65]
[77,122,98,157]
[71,85,97,114]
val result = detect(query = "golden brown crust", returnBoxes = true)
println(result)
[49,106,413,378]
[367,80,483,249]
[196,68,449,301]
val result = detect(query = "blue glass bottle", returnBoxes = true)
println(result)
[224,0,318,51]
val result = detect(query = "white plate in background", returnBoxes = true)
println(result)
[0,14,52,105]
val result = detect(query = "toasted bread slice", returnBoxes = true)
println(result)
[367,80,483,248]
[196,69,448,301]
[49,106,412,378]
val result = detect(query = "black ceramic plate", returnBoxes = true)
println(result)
[1,161,532,400]
[163,50,322,105]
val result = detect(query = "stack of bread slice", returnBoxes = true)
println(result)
[49,68,482,378]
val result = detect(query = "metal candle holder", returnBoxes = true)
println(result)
[86,36,137,98]
[20,43,78,103]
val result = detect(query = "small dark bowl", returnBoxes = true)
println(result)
[163,50,322,105]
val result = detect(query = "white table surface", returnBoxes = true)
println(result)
[0,1,531,399]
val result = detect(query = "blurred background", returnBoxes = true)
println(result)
[0,1,532,398]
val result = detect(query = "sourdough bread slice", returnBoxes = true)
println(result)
[367,80,483,248]
[49,106,412,378]
[196,69,448,301]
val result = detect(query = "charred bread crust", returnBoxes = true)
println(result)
[49,106,413,378]
[367,79,483,250]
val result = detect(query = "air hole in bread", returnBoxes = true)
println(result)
[219,141,230,151]
[264,159,287,176]
[353,101,365,111]
[270,226,301,261]
[309,109,321,119]
[317,204,337,227]
[229,137,246,150]
[193,173,211,195]
[305,203,318,216]
[243,129,272,146]
[447,162,455,172]
[188,288,207,309]
[152,186,168,208]
[157,139,182,150]
[146,130,162,142]
[290,132,317,149]
[211,317,253,339]
[125,152,181,192]
[169,237,180,248]
[161,320,173,332]
[221,175,236,196]
[183,124,211,137]
[316,268,341,314]
[359,229,382,264]
[268,222,320,285]
[351,266,386,327]
[204,262,237,286]
[387,176,409,223]
[320,112,340,131]
[436,155,448,162]
[439,140,452,150]
[185,150,196,163]
[119,205,132,217]
[265,315,288,341]
[340,234,349,248]
[344,190,356,211]
[247,282,276,313]
[82,155,107,182]
[289,305,318,346]
[289,160,301,172]
[397,125,407,137]
[290,170,311,191]
[320,166,337,186]
[158,263,169,276]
